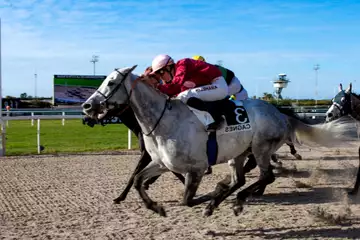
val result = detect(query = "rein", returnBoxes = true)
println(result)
[97,69,171,136]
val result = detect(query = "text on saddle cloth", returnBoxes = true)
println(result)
[187,99,252,133]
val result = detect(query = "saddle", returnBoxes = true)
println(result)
[187,97,244,128]
[186,97,251,166]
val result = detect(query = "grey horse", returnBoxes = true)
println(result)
[325,83,360,195]
[82,66,354,217]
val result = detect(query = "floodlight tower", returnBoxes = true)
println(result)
[34,71,37,99]
[272,73,290,100]
[90,55,99,75]
[313,64,320,105]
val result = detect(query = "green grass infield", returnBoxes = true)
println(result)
[4,119,139,155]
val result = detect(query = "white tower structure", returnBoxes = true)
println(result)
[272,73,290,99]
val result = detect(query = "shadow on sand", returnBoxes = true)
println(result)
[205,226,360,239]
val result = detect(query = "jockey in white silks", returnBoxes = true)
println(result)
[192,55,249,174]
[192,55,249,101]
[148,54,229,131]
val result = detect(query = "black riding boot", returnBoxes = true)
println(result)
[186,97,222,132]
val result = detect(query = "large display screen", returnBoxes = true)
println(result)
[53,75,106,105]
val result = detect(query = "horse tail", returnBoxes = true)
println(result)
[288,116,358,148]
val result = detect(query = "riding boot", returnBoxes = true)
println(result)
[205,104,223,132]
[186,97,207,111]
[186,97,222,131]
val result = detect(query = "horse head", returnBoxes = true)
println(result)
[82,65,138,120]
[325,83,353,122]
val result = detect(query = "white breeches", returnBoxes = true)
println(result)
[235,87,249,100]
[228,76,241,96]
[175,76,228,103]
[227,76,249,100]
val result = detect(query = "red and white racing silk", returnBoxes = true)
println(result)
[157,58,222,97]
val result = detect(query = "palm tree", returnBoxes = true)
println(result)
[262,92,274,100]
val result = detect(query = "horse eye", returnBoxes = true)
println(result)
[341,97,345,102]
[108,82,115,87]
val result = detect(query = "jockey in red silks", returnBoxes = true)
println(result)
[149,54,229,131]
[192,55,249,101]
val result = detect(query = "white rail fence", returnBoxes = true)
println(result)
[0,111,132,156]
[0,107,329,156]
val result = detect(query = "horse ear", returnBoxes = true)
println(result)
[339,83,343,91]
[346,83,352,93]
[129,65,138,72]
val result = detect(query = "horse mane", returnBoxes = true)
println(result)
[131,73,170,99]
[349,92,360,121]
[352,92,360,100]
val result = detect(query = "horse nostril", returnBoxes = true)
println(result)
[82,103,92,110]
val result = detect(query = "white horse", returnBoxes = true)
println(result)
[82,66,354,217]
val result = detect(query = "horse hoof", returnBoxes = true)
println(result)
[204,167,212,175]
[152,203,167,217]
[157,207,167,217]
[233,205,243,216]
[203,207,213,217]
[113,197,125,204]
[294,154,302,160]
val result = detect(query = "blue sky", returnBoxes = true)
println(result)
[0,0,359,99]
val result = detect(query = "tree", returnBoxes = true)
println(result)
[20,93,28,99]
[5,95,16,99]
[262,92,274,100]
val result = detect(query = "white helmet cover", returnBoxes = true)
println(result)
[151,54,174,74]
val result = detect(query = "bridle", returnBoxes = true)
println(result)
[96,68,171,136]
[329,92,352,120]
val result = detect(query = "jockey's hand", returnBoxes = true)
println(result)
[143,66,153,76]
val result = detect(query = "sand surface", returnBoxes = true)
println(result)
[1,146,360,239]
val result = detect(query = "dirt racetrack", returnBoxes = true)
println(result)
[1,146,360,240]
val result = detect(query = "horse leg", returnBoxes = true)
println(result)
[134,161,168,216]
[245,140,278,197]
[287,142,302,160]
[348,146,360,195]
[233,166,275,216]
[244,154,257,173]
[113,150,151,203]
[245,153,278,174]
[270,154,282,171]
[271,153,278,162]
[143,171,185,190]
[203,153,248,217]
[252,164,276,196]
[182,171,204,207]
[233,147,276,215]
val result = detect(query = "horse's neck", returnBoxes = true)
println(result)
[126,75,168,134]
[351,94,360,121]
